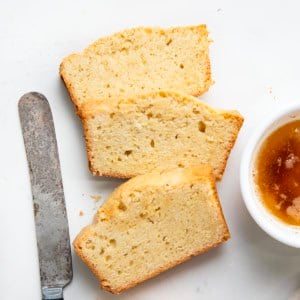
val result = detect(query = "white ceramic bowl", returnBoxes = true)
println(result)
[240,102,300,248]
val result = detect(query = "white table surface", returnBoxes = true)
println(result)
[1,0,300,299]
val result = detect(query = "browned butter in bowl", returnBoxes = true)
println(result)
[255,119,300,226]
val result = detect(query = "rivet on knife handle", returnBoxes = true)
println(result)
[19,92,73,300]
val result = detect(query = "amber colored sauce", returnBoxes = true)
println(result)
[255,120,300,226]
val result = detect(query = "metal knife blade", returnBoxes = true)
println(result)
[19,92,72,300]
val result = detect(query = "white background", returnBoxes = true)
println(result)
[1,0,300,299]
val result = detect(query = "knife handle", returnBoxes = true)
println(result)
[42,287,63,300]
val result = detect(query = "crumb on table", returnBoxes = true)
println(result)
[91,195,101,202]
[79,210,84,216]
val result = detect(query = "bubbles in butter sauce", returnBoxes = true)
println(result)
[255,119,300,226]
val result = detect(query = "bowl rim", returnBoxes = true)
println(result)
[240,101,300,248]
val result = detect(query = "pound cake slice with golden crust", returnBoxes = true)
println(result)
[79,91,243,180]
[74,165,230,294]
[60,25,212,109]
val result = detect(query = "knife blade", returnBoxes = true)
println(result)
[18,92,72,300]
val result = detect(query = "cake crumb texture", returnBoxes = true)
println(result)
[74,165,230,294]
[80,91,243,180]
[60,25,212,108]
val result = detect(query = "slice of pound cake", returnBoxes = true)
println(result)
[74,165,230,294]
[60,25,212,109]
[79,91,243,180]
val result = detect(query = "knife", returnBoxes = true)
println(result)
[19,92,72,300]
